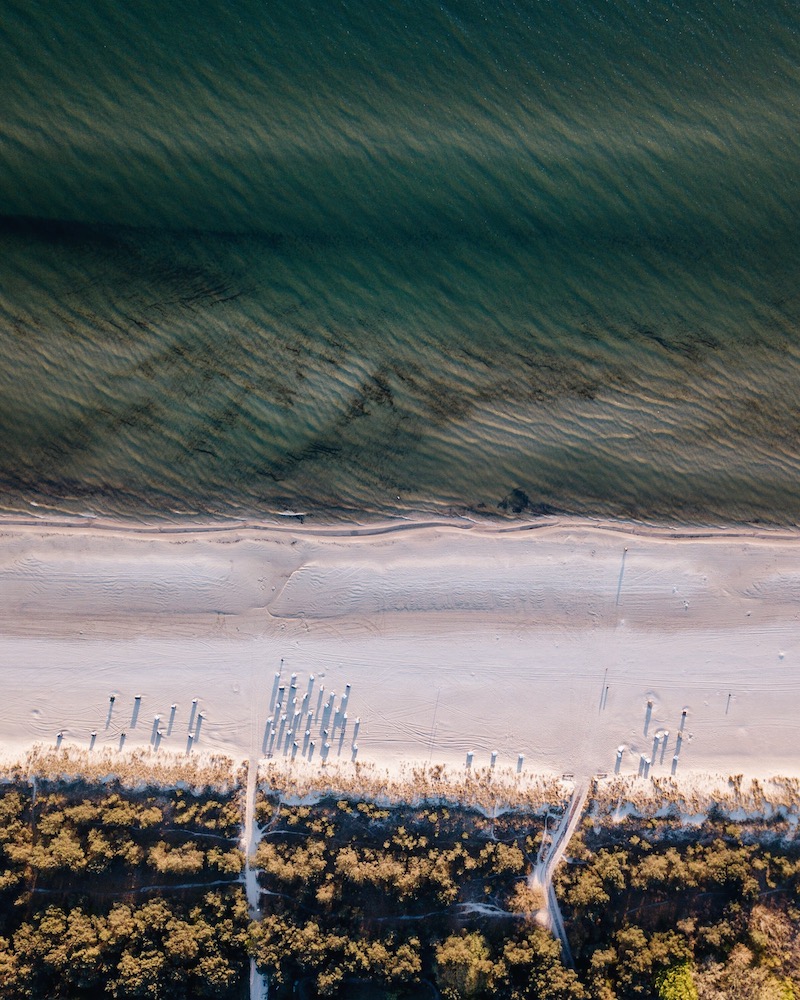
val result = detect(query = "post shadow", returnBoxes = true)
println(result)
[675,732,683,755]
[315,687,324,720]
[614,748,623,774]
[194,713,204,743]
[106,696,115,729]
[306,673,315,698]
[308,741,315,762]
[599,669,608,711]
[89,731,97,750]
[679,709,687,731]
[119,732,126,751]
[188,699,198,732]
[351,744,358,762]
[131,696,141,729]
[652,735,659,761]
[186,732,194,754]
[466,751,474,769]
[56,731,63,748]
[644,700,653,736]
[671,754,678,775]
[270,672,281,708]
[167,705,177,736]
[615,548,628,606]
[660,733,669,765]
[150,716,161,744]
[353,718,361,740]
[517,754,524,774]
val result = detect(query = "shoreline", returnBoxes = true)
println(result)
[1,515,800,784]
[5,474,800,538]
[3,508,800,541]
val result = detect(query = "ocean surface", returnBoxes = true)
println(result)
[1,0,799,526]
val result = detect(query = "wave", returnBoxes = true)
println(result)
[0,1,799,525]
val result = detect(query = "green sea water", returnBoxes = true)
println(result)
[1,0,799,524]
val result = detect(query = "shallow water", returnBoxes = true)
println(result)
[1,1,799,525]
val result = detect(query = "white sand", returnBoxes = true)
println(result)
[1,516,799,783]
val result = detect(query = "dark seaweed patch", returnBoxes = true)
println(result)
[498,488,529,514]
[497,488,562,516]
[342,371,396,422]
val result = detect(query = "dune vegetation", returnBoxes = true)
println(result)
[0,768,798,998]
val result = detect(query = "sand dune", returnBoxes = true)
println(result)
[0,516,798,782]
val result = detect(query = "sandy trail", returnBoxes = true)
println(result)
[530,783,589,966]
[0,516,799,784]
[242,656,269,1000]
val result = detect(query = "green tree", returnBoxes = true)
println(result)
[657,962,698,1000]
[436,932,495,999]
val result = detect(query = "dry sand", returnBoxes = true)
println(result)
[1,516,799,784]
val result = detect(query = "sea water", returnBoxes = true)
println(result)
[1,0,799,525]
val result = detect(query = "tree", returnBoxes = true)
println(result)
[195,953,237,995]
[657,962,699,1000]
[436,932,495,999]
[148,842,204,875]
[747,903,800,985]
[164,919,200,962]
[502,928,587,1000]
[0,936,24,998]
[507,882,545,914]
[110,948,168,999]
[48,828,87,871]
[694,944,789,1000]
[207,848,244,875]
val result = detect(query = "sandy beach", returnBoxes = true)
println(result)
[1,515,799,783]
